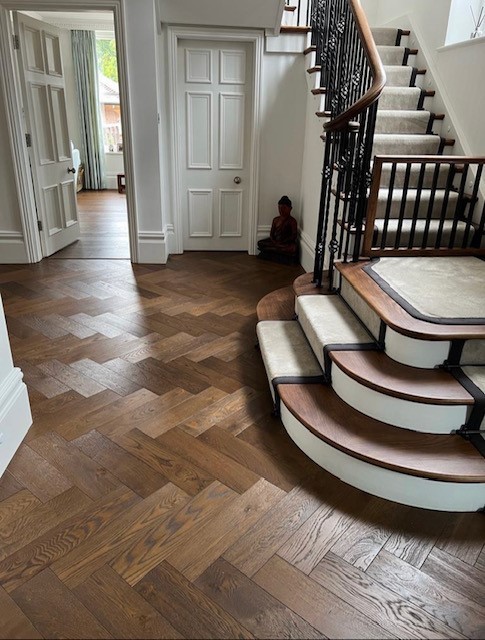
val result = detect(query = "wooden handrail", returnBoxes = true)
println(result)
[372,155,485,164]
[324,0,386,133]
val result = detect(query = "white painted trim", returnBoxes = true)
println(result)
[0,0,138,263]
[281,403,485,512]
[137,230,167,264]
[299,229,314,273]
[332,364,467,434]
[0,230,28,262]
[385,326,451,369]
[167,25,263,256]
[0,368,32,478]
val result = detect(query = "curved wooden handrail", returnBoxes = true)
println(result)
[324,0,386,133]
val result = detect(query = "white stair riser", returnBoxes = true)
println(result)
[385,326,450,368]
[281,404,485,512]
[332,365,468,433]
[340,279,381,340]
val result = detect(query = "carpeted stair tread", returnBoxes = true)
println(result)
[375,188,460,219]
[373,133,441,156]
[296,295,376,371]
[375,110,431,135]
[257,321,324,384]
[377,45,407,66]
[371,27,400,46]
[383,65,414,87]
[257,321,325,407]
[279,383,485,481]
[379,87,422,110]
[335,261,485,341]
[378,163,453,189]
[461,342,485,365]
[373,219,474,249]
[330,350,474,404]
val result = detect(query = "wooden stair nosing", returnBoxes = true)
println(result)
[335,261,485,341]
[278,383,485,482]
[293,272,332,297]
[329,349,475,405]
[280,25,312,34]
[256,287,296,322]
[303,45,316,55]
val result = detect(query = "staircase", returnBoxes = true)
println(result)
[256,5,485,512]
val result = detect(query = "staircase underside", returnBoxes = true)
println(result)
[257,258,485,512]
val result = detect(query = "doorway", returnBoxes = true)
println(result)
[0,1,137,263]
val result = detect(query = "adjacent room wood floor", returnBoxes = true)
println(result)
[51,190,130,260]
[0,252,484,639]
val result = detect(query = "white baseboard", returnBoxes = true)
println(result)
[0,232,28,264]
[299,230,313,273]
[137,231,168,264]
[0,369,32,478]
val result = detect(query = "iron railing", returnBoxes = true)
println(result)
[309,0,386,288]
[284,0,311,27]
[363,156,485,256]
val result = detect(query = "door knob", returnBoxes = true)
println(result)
[234,176,241,184]
[67,167,76,174]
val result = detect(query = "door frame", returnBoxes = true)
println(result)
[0,0,138,262]
[167,25,263,254]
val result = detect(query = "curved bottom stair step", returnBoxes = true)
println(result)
[330,349,474,433]
[278,383,485,512]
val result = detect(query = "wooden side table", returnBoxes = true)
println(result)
[117,173,126,194]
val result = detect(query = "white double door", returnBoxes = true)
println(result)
[178,40,253,251]
[14,12,80,257]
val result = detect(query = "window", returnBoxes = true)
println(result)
[96,36,122,152]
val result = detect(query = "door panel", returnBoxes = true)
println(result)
[14,12,79,257]
[179,39,252,251]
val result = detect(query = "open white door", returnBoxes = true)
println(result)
[13,12,80,257]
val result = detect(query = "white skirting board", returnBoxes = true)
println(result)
[0,368,32,478]
[0,232,29,264]
[137,231,168,264]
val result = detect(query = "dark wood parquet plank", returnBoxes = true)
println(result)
[52,483,189,589]
[166,478,284,581]
[7,444,73,502]
[74,565,182,639]
[0,487,91,563]
[421,548,485,609]
[158,426,261,493]
[253,555,392,639]
[73,430,168,498]
[111,482,236,586]
[310,552,467,639]
[0,487,137,594]
[0,490,40,529]
[366,549,485,639]
[10,569,112,639]
[0,585,42,639]
[136,562,254,639]
[223,483,324,578]
[28,433,121,499]
[195,557,322,639]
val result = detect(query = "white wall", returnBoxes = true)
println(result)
[258,50,307,242]
[369,0,485,156]
[0,295,32,478]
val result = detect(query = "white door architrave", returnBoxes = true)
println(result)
[0,0,138,263]
[167,25,263,255]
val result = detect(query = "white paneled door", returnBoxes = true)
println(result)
[178,40,252,250]
[13,12,80,257]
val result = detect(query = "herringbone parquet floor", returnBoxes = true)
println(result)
[0,250,484,639]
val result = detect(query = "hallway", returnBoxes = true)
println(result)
[51,190,130,260]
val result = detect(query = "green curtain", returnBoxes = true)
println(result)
[71,30,106,190]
